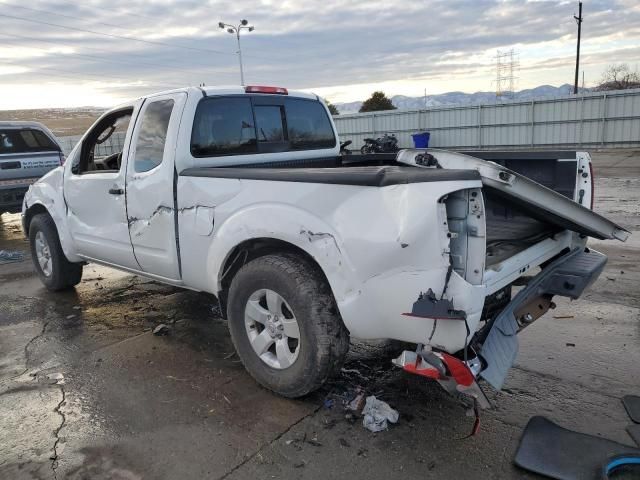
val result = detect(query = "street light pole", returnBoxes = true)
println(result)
[219,19,254,86]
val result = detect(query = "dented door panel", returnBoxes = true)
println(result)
[126,92,187,280]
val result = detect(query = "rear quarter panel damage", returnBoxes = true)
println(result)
[177,175,485,352]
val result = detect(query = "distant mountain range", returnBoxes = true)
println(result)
[335,84,583,114]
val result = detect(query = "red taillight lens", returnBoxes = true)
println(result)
[589,161,594,210]
[59,152,66,166]
[245,85,288,95]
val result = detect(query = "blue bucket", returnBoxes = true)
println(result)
[411,132,430,148]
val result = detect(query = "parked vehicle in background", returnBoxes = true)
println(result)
[0,122,63,215]
[21,85,628,408]
[360,133,399,154]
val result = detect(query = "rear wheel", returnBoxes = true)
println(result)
[29,213,82,291]
[227,253,349,397]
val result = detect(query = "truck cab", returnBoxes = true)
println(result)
[22,85,628,404]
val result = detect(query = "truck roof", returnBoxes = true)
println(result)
[141,86,319,101]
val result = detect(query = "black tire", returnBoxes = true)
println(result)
[29,213,83,291]
[227,253,349,398]
[360,145,369,154]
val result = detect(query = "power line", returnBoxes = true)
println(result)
[0,33,207,73]
[29,0,167,24]
[0,1,134,32]
[0,58,184,88]
[0,32,212,70]
[0,11,235,56]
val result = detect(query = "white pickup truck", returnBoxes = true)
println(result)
[22,85,628,405]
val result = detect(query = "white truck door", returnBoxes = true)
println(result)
[125,92,186,281]
[64,105,140,270]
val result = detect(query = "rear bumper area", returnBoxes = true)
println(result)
[479,247,607,390]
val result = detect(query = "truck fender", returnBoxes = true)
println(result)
[23,168,82,263]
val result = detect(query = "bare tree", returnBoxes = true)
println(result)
[595,64,640,91]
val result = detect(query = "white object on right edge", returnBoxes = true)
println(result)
[362,395,399,432]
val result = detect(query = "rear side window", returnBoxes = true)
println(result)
[133,99,174,173]
[255,106,285,143]
[191,96,335,158]
[191,97,257,157]
[0,129,59,154]
[285,99,336,150]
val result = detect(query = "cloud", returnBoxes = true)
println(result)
[0,0,638,108]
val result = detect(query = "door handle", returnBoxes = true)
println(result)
[108,187,124,195]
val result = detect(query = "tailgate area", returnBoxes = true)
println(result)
[479,247,607,389]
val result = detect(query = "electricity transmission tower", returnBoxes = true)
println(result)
[495,49,519,99]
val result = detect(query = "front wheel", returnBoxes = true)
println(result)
[29,213,83,291]
[360,145,371,154]
[227,254,349,398]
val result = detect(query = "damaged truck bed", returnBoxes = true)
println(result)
[21,85,629,406]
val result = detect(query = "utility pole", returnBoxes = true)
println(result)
[573,1,583,94]
[219,19,254,85]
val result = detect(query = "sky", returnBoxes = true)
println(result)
[0,0,639,110]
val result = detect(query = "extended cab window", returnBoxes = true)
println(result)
[134,99,174,173]
[191,97,257,157]
[255,106,285,143]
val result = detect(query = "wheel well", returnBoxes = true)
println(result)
[218,238,331,318]
[23,204,49,236]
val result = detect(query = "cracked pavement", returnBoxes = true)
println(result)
[1,150,639,479]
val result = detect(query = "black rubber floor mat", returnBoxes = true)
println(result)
[629,424,640,447]
[514,416,640,480]
[623,396,640,424]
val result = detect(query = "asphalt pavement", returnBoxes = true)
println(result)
[1,150,639,479]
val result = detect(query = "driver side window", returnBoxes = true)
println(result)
[72,108,133,175]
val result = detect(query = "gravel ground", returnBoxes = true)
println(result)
[0,150,639,479]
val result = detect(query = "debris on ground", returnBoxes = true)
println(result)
[306,438,323,447]
[347,392,365,412]
[153,324,170,336]
[0,249,24,264]
[566,342,576,347]
[362,395,399,432]
[553,315,574,319]
[44,372,65,385]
